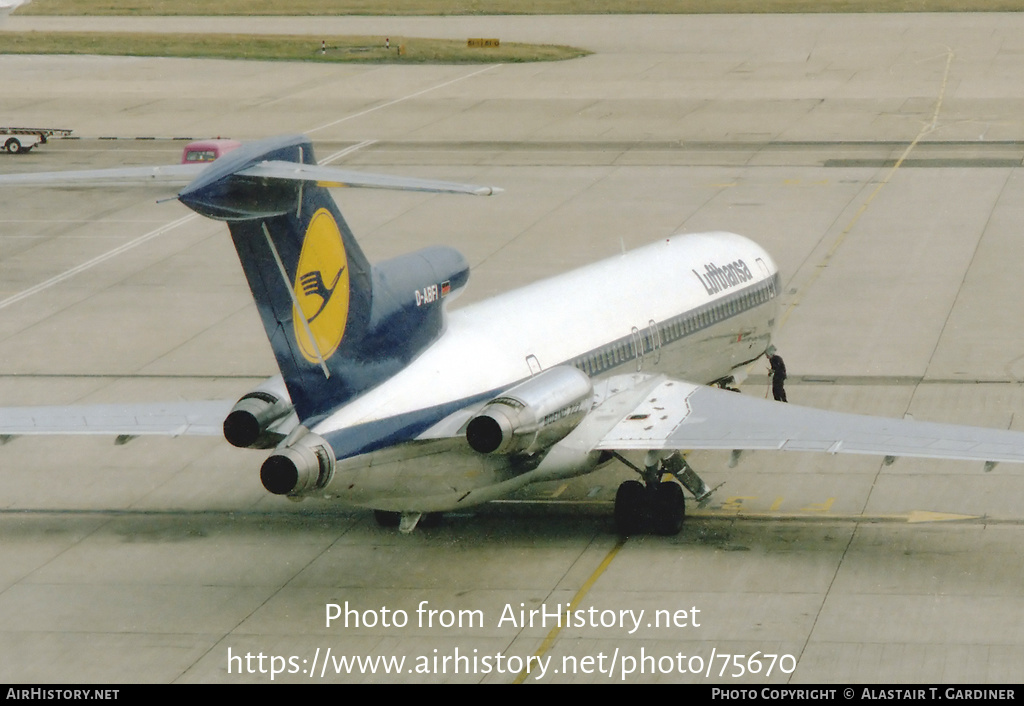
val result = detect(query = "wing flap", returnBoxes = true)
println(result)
[595,380,1024,463]
[0,401,233,438]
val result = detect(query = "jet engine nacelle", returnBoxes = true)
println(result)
[466,366,593,456]
[260,429,335,496]
[222,376,296,449]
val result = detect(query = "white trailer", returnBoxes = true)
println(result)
[1,127,73,154]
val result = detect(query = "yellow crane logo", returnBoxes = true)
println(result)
[292,208,350,364]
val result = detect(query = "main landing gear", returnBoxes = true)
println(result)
[373,510,443,533]
[612,451,714,536]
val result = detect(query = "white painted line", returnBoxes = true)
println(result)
[0,213,197,311]
[304,64,502,135]
[318,139,377,165]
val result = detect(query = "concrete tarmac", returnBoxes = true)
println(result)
[1,13,1024,683]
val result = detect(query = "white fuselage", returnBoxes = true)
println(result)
[309,232,780,512]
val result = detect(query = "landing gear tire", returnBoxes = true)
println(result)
[651,482,685,536]
[614,480,686,536]
[614,480,647,535]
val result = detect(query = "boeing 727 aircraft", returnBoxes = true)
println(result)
[4,134,1024,535]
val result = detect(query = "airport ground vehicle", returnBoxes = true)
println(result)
[0,127,72,154]
[180,139,241,164]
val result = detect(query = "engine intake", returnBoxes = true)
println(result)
[223,377,294,449]
[260,430,335,496]
[466,366,593,456]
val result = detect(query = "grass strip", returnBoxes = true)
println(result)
[18,0,1024,15]
[0,31,588,63]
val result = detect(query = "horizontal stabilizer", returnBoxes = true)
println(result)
[0,138,501,197]
[0,164,206,187]
[236,161,502,196]
[177,135,501,220]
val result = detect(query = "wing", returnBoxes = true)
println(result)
[595,377,1024,464]
[0,400,233,441]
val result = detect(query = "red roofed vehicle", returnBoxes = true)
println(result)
[181,139,241,164]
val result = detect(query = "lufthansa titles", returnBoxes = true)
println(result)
[693,259,753,296]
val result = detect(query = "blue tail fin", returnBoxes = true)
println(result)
[177,135,476,421]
